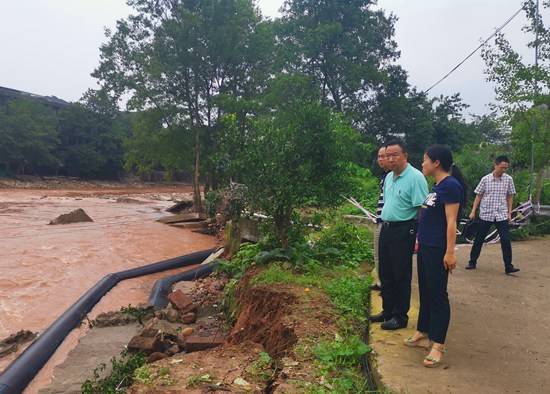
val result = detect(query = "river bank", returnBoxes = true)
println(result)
[0,183,217,393]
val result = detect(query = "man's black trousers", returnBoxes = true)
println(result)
[379,220,417,324]
[470,219,513,268]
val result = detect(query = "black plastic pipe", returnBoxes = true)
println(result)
[0,248,216,394]
[148,262,219,309]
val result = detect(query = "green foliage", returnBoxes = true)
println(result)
[251,263,321,288]
[315,335,370,368]
[94,0,275,205]
[313,219,373,267]
[205,190,222,218]
[0,93,128,179]
[217,74,363,248]
[0,98,59,175]
[510,105,550,203]
[215,243,262,279]
[220,278,239,327]
[133,365,153,385]
[312,335,371,393]
[342,164,380,212]
[324,273,371,322]
[246,352,274,381]
[81,350,146,394]
[57,98,127,179]
[511,217,550,240]
[187,374,214,388]
[119,304,149,325]
[124,109,193,179]
[482,0,550,113]
[278,0,399,120]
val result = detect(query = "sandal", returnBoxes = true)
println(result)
[404,333,431,349]
[423,344,446,368]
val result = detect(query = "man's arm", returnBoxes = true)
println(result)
[507,194,513,222]
[469,194,482,220]
[507,177,516,222]
[470,177,486,220]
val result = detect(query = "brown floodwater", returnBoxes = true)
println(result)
[0,187,217,393]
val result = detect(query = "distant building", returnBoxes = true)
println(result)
[0,85,70,109]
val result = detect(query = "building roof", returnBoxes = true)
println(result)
[0,85,70,109]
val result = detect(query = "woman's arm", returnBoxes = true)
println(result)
[444,203,460,272]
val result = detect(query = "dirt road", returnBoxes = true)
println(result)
[371,237,550,394]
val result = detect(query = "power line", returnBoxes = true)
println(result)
[425,6,524,93]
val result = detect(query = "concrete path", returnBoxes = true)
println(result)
[370,237,550,394]
[38,324,141,394]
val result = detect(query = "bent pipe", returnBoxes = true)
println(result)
[148,262,219,309]
[0,248,216,394]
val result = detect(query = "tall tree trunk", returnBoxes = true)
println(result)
[193,127,202,213]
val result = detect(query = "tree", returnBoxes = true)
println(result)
[511,104,550,203]
[0,99,59,175]
[93,0,274,211]
[278,0,399,126]
[217,74,363,249]
[482,0,550,202]
[56,91,129,179]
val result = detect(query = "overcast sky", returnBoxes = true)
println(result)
[0,0,541,115]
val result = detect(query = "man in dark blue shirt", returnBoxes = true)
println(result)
[371,145,390,291]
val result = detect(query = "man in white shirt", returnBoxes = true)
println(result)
[467,155,520,274]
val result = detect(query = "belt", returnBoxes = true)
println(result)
[382,219,417,228]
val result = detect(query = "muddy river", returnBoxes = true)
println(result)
[0,186,217,392]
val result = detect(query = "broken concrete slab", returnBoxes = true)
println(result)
[168,220,209,230]
[156,212,206,224]
[39,324,142,394]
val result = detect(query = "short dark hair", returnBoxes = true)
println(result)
[385,139,408,154]
[495,155,510,164]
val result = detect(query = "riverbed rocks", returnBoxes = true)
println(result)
[49,208,93,225]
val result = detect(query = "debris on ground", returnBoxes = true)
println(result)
[49,208,93,225]
[0,330,37,358]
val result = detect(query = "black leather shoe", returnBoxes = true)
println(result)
[505,266,520,274]
[381,317,407,330]
[465,262,477,270]
[370,283,382,291]
[368,312,388,323]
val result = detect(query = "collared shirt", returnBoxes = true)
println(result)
[381,164,429,222]
[475,172,516,222]
[375,172,388,223]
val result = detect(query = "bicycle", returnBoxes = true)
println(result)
[457,200,534,244]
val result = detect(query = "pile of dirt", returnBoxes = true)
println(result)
[49,208,93,225]
[227,284,298,357]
